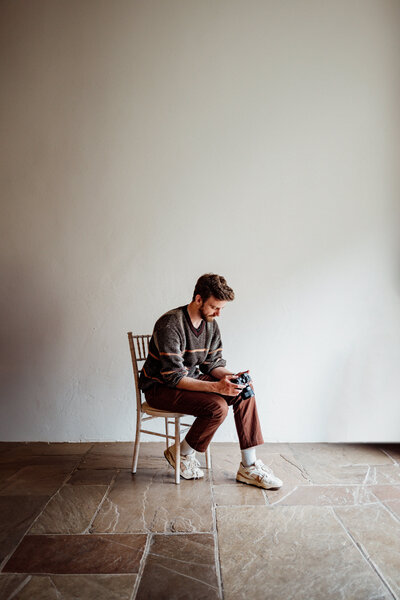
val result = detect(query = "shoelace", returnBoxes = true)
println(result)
[254,459,274,476]
[247,461,276,482]
[181,453,202,477]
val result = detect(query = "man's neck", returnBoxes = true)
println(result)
[186,302,202,329]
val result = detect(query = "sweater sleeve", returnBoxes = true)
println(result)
[153,319,188,388]
[199,323,227,375]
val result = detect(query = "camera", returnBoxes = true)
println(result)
[228,372,254,407]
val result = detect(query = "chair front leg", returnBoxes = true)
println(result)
[175,417,180,484]
[205,445,211,469]
[132,410,142,474]
[165,418,170,450]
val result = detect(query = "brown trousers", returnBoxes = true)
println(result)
[144,374,264,453]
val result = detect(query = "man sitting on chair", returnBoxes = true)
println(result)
[139,273,282,488]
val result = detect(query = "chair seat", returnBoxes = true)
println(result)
[141,402,186,419]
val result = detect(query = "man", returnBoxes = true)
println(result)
[139,273,282,488]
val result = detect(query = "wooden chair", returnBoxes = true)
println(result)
[128,332,211,484]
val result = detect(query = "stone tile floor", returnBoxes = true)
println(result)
[0,441,399,599]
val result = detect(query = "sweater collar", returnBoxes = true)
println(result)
[183,305,205,337]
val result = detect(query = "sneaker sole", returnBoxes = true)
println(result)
[236,472,282,490]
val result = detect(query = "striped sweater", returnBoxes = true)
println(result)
[139,305,226,390]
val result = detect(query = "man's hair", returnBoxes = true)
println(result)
[192,273,235,302]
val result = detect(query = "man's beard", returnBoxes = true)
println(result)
[199,306,214,322]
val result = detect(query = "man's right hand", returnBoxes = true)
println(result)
[214,375,245,397]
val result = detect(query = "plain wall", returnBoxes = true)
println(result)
[1,0,399,442]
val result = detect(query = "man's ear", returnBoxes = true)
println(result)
[194,294,203,306]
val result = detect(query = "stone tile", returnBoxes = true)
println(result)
[371,486,400,519]
[257,444,311,484]
[3,534,147,574]
[290,443,392,465]
[378,443,400,464]
[289,443,393,485]
[136,534,220,600]
[29,485,108,534]
[209,443,242,485]
[0,574,30,599]
[363,465,400,485]
[88,442,134,455]
[269,485,379,506]
[0,452,81,469]
[256,452,312,504]
[3,442,93,456]
[91,469,213,533]
[0,467,20,490]
[79,443,134,469]
[213,484,266,506]
[0,465,72,496]
[67,468,117,485]
[335,504,400,596]
[217,505,391,600]
[370,485,400,503]
[384,500,400,519]
[0,443,21,454]
[0,444,90,470]
[135,442,175,470]
[258,442,299,457]
[0,496,49,565]
[9,574,136,600]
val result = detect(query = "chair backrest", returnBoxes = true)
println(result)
[127,333,151,412]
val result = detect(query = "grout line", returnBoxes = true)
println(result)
[279,453,312,482]
[331,508,397,600]
[84,469,120,534]
[6,575,32,600]
[378,448,399,466]
[209,456,224,600]
[286,444,314,480]
[379,502,400,525]
[369,490,400,525]
[131,533,152,600]
[268,486,298,506]
[62,445,95,481]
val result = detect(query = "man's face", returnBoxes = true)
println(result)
[198,295,227,322]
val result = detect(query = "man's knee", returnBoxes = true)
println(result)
[208,396,229,421]
[234,393,258,413]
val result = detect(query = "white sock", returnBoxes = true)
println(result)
[180,438,195,456]
[241,447,256,467]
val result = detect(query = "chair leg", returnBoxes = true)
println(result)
[165,418,170,450]
[132,411,142,474]
[205,445,211,469]
[175,417,180,484]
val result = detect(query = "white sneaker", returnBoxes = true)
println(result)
[236,458,283,489]
[164,445,204,480]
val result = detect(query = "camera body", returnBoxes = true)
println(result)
[229,372,254,407]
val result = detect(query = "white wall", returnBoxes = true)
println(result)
[1,0,399,442]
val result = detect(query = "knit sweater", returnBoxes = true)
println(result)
[139,305,226,390]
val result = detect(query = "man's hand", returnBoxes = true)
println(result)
[215,375,245,397]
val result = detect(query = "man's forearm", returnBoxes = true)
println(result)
[176,376,219,393]
[210,367,233,380]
